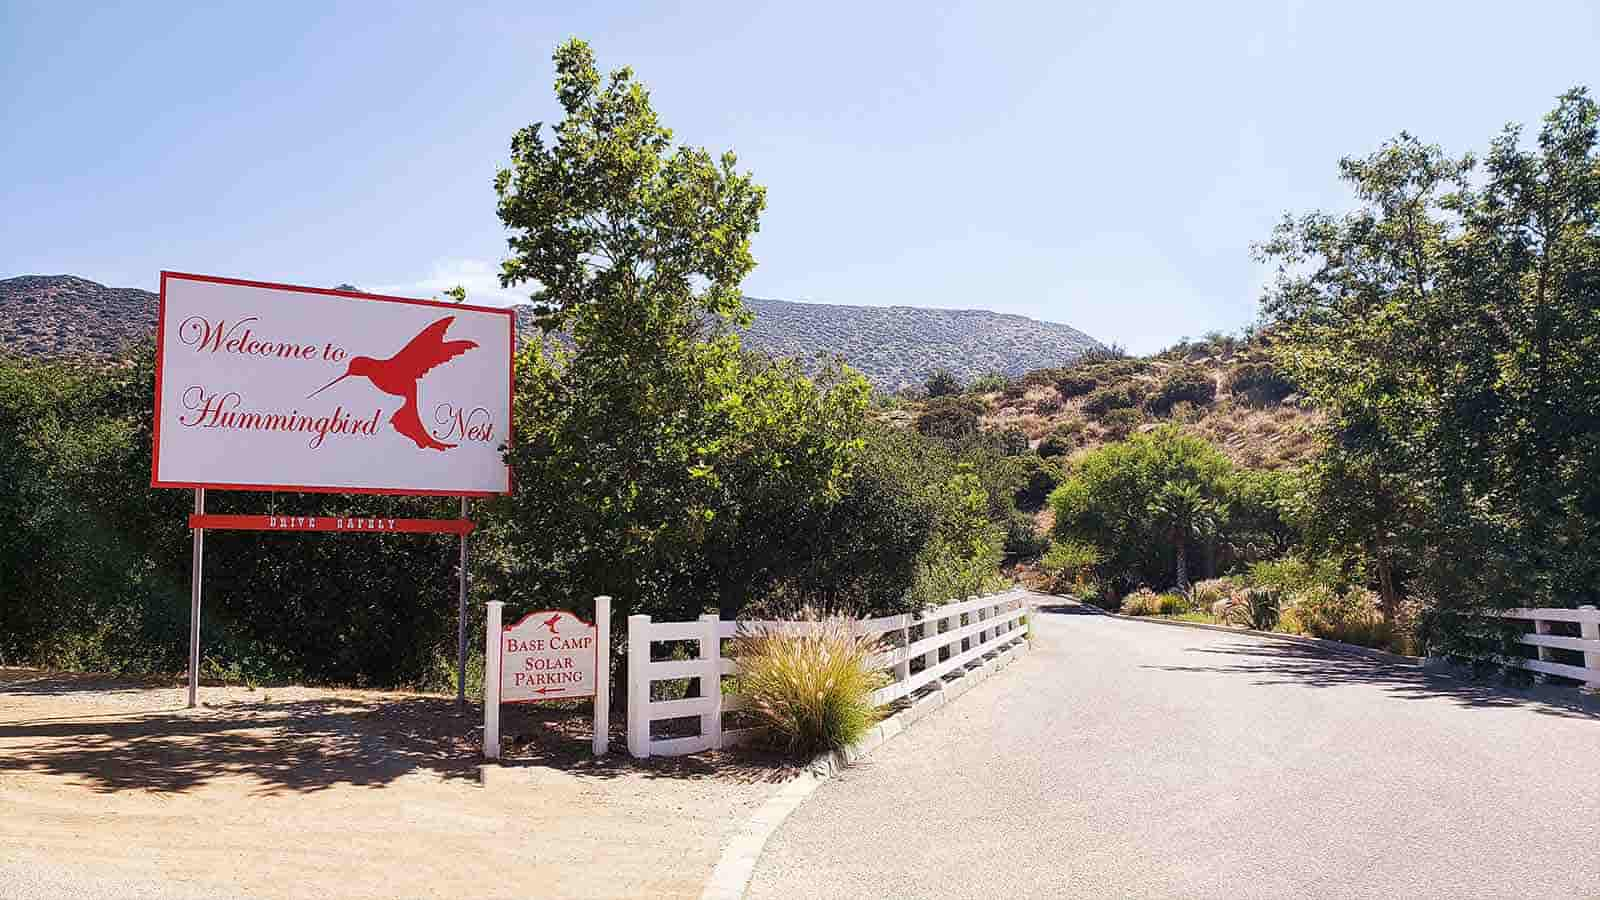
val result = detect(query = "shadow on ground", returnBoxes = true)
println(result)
[1144,638,1600,721]
[0,670,803,796]
[1032,597,1600,720]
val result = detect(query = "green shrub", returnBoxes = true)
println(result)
[925,369,962,398]
[992,426,1030,457]
[1019,367,1071,389]
[1147,366,1216,415]
[1038,419,1088,458]
[1004,510,1048,559]
[1041,539,1102,592]
[1055,373,1099,398]
[1246,556,1345,595]
[970,372,1009,393]
[1156,593,1190,615]
[915,396,984,440]
[733,614,889,756]
[1100,407,1144,440]
[1082,381,1147,418]
[1083,358,1146,379]
[1011,456,1060,510]
[1038,433,1071,458]
[1225,361,1295,406]
[1076,344,1129,365]
[1036,394,1064,415]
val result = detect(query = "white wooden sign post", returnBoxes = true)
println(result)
[484,597,611,760]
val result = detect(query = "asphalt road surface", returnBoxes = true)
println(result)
[747,595,1600,900]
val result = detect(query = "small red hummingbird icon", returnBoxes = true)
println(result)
[541,614,562,636]
[308,316,477,451]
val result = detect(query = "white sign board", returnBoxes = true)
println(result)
[152,271,513,496]
[500,610,600,702]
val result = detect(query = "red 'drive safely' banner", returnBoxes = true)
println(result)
[151,272,513,496]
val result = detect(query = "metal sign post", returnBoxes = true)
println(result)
[457,496,469,707]
[188,487,205,708]
[183,503,477,710]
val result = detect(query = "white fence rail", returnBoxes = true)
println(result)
[1499,605,1600,689]
[626,590,1033,758]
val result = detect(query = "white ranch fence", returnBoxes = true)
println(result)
[1498,605,1600,690]
[626,589,1033,758]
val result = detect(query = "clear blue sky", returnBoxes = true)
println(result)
[3,2,1594,353]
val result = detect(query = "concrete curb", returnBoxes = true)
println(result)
[699,636,1032,900]
[1047,595,1423,668]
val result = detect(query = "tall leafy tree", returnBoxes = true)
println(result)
[1258,88,1600,633]
[1050,427,1245,592]
[487,39,868,621]
[1146,481,1224,593]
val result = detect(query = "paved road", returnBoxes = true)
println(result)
[747,596,1600,899]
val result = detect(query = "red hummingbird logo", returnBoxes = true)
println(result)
[307,316,477,451]
[542,614,562,635]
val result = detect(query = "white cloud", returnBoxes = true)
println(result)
[367,259,533,308]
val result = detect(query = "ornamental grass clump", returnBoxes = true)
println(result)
[1217,587,1281,631]
[733,614,889,757]
[1191,578,1235,612]
[1283,586,1391,649]
[1119,588,1162,616]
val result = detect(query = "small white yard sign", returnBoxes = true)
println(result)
[499,610,600,702]
[484,599,612,760]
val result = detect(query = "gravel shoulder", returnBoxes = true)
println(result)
[747,596,1600,900]
[0,669,788,900]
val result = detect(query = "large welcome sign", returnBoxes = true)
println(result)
[152,272,513,496]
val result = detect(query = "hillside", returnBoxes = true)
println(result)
[0,275,159,358]
[881,337,1323,472]
[736,297,1102,391]
[0,276,1103,390]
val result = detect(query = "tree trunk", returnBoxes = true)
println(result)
[1174,528,1189,594]
[1374,550,1400,622]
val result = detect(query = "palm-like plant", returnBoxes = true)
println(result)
[1146,482,1225,594]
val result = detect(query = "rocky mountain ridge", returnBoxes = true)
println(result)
[1,275,1104,390]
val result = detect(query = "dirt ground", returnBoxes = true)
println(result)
[0,668,794,899]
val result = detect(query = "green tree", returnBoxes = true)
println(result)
[1257,87,1600,632]
[1049,427,1270,593]
[1145,482,1224,593]
[487,40,872,623]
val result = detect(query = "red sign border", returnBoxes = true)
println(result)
[150,270,517,498]
[499,608,601,705]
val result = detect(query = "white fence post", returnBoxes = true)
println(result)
[1534,616,1556,677]
[921,609,940,673]
[1580,605,1600,690]
[483,600,503,760]
[627,614,651,758]
[700,613,723,750]
[895,618,912,686]
[593,596,612,757]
